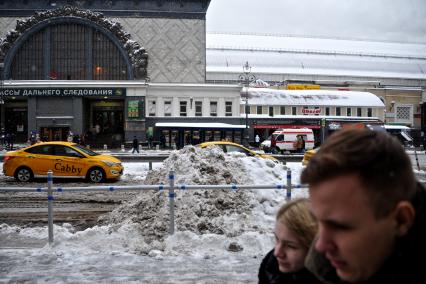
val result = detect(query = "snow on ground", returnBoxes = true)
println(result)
[0,146,306,283]
[100,146,306,252]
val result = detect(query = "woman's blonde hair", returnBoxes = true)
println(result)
[276,198,317,249]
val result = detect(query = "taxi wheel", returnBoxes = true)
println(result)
[14,167,34,182]
[87,167,105,183]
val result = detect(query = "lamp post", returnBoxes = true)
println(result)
[238,61,256,147]
[0,63,4,135]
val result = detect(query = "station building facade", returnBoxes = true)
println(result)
[0,1,212,146]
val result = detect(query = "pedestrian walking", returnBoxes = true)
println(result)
[302,129,426,284]
[258,198,321,284]
[147,134,153,149]
[132,136,139,154]
[293,135,305,153]
[255,134,260,148]
[160,133,166,149]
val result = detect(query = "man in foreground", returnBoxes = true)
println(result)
[301,128,425,283]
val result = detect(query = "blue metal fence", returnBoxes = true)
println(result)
[0,169,305,244]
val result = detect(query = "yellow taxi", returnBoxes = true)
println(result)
[198,141,278,162]
[302,148,318,166]
[3,141,123,183]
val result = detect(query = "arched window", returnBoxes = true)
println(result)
[7,19,132,80]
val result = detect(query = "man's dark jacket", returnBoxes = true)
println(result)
[305,182,426,284]
[132,138,138,148]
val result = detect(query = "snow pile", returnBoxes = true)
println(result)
[99,145,304,254]
[145,145,253,185]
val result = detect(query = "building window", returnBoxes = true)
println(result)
[257,106,263,114]
[336,107,341,116]
[367,108,372,117]
[225,102,233,116]
[292,107,297,115]
[148,100,156,116]
[269,106,274,117]
[210,101,217,116]
[10,22,129,80]
[195,101,203,116]
[346,107,351,116]
[180,101,187,117]
[164,101,172,117]
[325,107,330,116]
[357,108,362,116]
[280,106,286,115]
[396,105,412,121]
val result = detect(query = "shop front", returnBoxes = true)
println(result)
[0,86,127,146]
[155,122,246,149]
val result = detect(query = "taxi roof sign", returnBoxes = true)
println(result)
[287,84,321,90]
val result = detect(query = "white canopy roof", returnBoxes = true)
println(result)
[384,125,411,130]
[155,122,246,129]
[245,88,385,107]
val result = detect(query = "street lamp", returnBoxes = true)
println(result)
[238,61,256,147]
[0,63,4,134]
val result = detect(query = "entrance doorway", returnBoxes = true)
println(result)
[87,100,124,147]
[40,127,70,141]
[4,104,27,142]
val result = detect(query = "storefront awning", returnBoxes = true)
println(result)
[155,122,247,129]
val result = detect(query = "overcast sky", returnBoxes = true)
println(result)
[206,0,426,44]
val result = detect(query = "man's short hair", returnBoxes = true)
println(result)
[301,128,416,218]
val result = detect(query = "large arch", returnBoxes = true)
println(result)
[1,6,148,80]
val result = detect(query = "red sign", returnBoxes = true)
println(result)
[302,108,321,115]
[49,71,58,80]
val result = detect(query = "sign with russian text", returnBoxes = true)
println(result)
[128,100,140,118]
[302,108,321,115]
[0,88,126,97]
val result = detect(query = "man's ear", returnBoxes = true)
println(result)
[394,201,415,236]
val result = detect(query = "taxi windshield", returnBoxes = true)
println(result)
[73,144,100,156]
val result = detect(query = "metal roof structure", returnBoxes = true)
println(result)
[206,33,426,86]
[245,88,385,107]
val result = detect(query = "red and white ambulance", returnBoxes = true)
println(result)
[271,128,315,153]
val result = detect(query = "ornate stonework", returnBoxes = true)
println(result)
[114,17,205,83]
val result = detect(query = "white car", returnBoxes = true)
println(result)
[260,139,271,150]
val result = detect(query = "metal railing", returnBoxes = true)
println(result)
[0,169,303,245]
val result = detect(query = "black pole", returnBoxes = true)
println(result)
[239,61,255,148]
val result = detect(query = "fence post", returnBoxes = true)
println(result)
[168,170,175,235]
[286,169,291,201]
[47,170,54,245]
[414,149,420,171]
